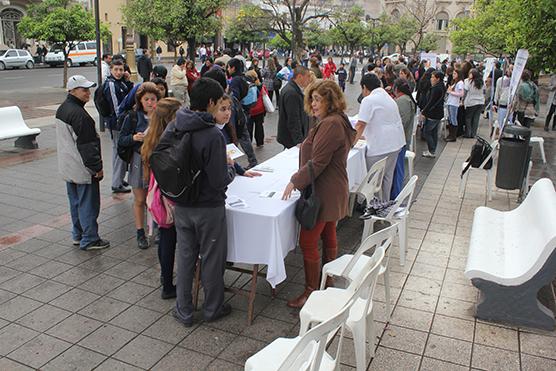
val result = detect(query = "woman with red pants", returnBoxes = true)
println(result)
[282,80,356,308]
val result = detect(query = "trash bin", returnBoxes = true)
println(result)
[496,125,531,190]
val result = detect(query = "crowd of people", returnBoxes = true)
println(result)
[56,47,545,327]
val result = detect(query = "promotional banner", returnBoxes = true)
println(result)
[420,52,438,68]
[508,49,529,104]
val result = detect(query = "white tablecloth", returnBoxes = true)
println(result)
[225,146,367,287]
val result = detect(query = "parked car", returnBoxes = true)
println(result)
[45,41,98,67]
[0,49,34,70]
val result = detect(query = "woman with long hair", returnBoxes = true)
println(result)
[463,68,485,137]
[282,80,356,308]
[262,57,277,103]
[141,98,182,298]
[118,82,161,249]
[245,69,266,147]
[185,60,200,93]
[445,69,464,141]
[151,77,169,98]
[399,67,416,92]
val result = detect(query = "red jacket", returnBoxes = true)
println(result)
[186,68,200,92]
[323,62,337,79]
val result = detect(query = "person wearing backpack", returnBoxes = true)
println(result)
[463,68,485,137]
[245,70,267,147]
[56,75,110,251]
[168,78,236,327]
[141,98,182,299]
[103,59,133,194]
[118,83,162,250]
[515,69,539,128]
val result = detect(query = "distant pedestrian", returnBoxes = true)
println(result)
[463,68,485,137]
[185,60,200,93]
[171,58,190,107]
[309,57,323,79]
[544,73,556,131]
[515,69,539,128]
[137,49,153,82]
[445,69,464,142]
[348,54,357,84]
[179,46,185,58]
[421,71,446,157]
[262,57,277,103]
[156,45,162,63]
[323,57,337,80]
[56,75,110,251]
[101,54,112,82]
[336,63,347,92]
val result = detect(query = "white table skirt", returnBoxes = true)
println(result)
[225,145,367,287]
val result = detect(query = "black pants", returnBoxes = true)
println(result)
[545,104,556,129]
[268,89,274,103]
[247,114,265,146]
[465,104,483,137]
[348,67,356,84]
[516,111,534,128]
[457,106,466,137]
[158,226,176,292]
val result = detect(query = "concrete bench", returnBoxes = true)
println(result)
[465,178,556,330]
[0,106,41,149]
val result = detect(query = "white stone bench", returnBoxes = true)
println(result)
[465,178,556,330]
[0,106,41,149]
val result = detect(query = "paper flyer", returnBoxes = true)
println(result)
[226,143,244,160]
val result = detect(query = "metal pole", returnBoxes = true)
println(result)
[94,0,104,131]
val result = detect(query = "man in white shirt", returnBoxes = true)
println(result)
[199,44,207,63]
[354,73,406,200]
[101,54,112,82]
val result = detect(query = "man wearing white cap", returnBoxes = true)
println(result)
[55,75,110,251]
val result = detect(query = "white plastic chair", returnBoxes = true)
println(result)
[404,150,415,179]
[318,224,398,323]
[245,283,358,371]
[530,137,547,164]
[361,175,418,267]
[347,157,387,217]
[459,140,499,201]
[299,236,387,371]
[409,114,419,153]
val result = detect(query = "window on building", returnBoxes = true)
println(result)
[391,9,401,19]
[436,12,449,31]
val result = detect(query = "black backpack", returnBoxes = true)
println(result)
[461,136,493,178]
[149,123,208,203]
[94,82,112,117]
[231,96,248,132]
[117,111,137,163]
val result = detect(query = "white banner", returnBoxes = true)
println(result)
[420,52,437,68]
[483,59,495,83]
[508,49,529,104]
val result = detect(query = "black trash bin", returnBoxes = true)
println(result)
[496,125,531,190]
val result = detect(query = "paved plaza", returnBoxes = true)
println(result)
[0,77,555,370]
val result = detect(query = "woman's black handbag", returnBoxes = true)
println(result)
[295,160,321,230]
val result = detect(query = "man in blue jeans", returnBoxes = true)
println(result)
[55,75,110,251]
[421,71,446,158]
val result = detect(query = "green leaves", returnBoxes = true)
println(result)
[449,0,556,72]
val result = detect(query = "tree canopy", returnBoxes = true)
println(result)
[18,0,110,87]
[450,0,556,72]
[225,4,270,45]
[328,7,369,53]
[123,0,226,61]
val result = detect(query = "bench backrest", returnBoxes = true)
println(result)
[506,178,556,281]
[0,106,28,130]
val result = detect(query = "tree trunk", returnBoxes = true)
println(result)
[174,46,177,64]
[63,51,69,89]
[187,37,196,63]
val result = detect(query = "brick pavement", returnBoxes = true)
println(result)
[1,84,555,369]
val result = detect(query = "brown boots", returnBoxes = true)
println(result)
[445,125,457,142]
[287,260,321,308]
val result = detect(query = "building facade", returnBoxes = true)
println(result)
[0,0,41,49]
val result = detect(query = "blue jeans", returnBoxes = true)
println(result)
[447,105,459,127]
[66,181,101,249]
[423,118,440,154]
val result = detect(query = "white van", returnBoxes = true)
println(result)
[45,41,98,67]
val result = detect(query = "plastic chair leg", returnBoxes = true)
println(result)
[299,311,312,336]
[362,219,375,242]
[347,193,355,217]
[367,312,376,357]
[539,142,547,164]
[383,267,392,322]
[407,156,414,179]
[459,170,469,199]
[350,320,368,371]
[486,169,493,201]
[398,218,407,266]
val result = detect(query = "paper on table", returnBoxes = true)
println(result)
[226,143,244,160]
[354,139,367,149]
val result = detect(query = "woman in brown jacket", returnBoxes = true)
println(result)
[282,80,356,308]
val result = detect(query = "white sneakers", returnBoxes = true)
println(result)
[422,151,436,158]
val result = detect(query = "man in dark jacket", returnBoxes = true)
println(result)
[420,71,445,158]
[171,78,236,327]
[137,49,153,82]
[277,66,312,148]
[226,58,257,167]
[104,60,132,193]
[56,75,110,251]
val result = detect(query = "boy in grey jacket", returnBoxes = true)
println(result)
[56,75,110,251]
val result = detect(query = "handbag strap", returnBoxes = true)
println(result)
[308,160,316,193]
